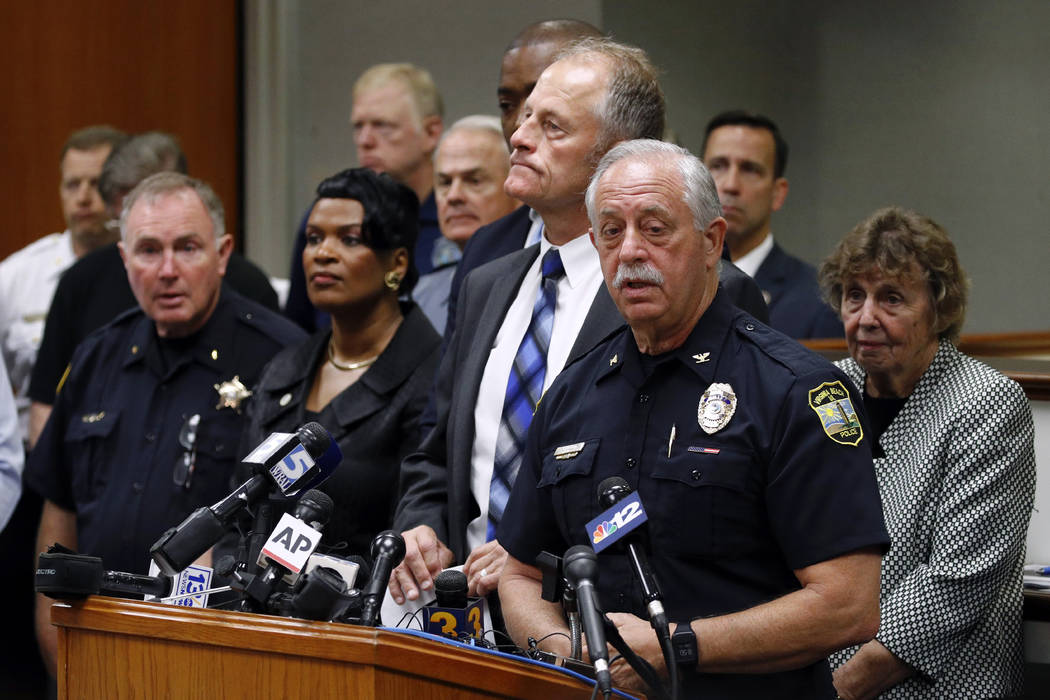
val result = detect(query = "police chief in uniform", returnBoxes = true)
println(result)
[26,172,305,677]
[497,140,889,698]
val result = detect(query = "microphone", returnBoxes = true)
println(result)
[238,489,333,608]
[421,569,484,640]
[358,530,406,627]
[564,544,612,697]
[596,477,668,635]
[150,422,341,576]
[37,546,169,600]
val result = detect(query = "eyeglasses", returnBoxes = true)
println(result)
[173,413,201,489]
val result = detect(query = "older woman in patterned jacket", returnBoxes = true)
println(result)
[820,206,1035,699]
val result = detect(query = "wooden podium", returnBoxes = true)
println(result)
[50,596,596,698]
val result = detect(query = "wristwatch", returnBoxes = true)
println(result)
[671,622,698,668]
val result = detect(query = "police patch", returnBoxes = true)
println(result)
[808,380,864,446]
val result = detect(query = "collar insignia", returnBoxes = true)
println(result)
[214,375,252,412]
[698,382,736,434]
[692,352,711,364]
[610,354,619,367]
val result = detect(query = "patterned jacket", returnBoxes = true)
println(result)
[832,340,1036,698]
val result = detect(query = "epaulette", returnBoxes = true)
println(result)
[732,317,830,377]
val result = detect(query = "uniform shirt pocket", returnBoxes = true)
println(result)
[538,438,600,541]
[650,444,762,558]
[64,408,121,505]
[188,411,243,498]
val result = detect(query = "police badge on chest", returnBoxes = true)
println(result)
[698,382,736,435]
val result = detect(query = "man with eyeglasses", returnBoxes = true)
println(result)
[24,172,304,678]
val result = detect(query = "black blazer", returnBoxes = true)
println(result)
[240,303,440,557]
[754,243,842,339]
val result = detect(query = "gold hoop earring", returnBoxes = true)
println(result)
[384,271,402,291]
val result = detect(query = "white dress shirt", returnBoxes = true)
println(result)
[0,231,76,440]
[732,232,774,279]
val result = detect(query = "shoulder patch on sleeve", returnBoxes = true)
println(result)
[808,380,864,446]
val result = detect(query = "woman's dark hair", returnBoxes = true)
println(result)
[819,206,969,342]
[313,167,421,293]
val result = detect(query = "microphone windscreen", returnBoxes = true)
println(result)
[434,569,469,608]
[564,544,600,587]
[35,551,104,599]
[295,489,334,527]
[297,422,333,456]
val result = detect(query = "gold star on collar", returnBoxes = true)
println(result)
[214,375,252,412]
[692,352,711,364]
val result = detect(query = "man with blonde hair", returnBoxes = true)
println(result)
[285,62,448,331]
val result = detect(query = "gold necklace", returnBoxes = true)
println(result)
[327,341,379,371]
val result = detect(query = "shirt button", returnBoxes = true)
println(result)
[215,443,225,453]
[638,394,649,404]
[145,432,156,442]
[745,323,755,331]
[625,458,636,469]
[132,482,144,493]
[691,469,702,481]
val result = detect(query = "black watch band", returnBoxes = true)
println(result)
[671,622,698,668]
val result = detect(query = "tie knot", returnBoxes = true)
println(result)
[541,248,565,281]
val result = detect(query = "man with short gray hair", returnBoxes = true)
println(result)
[412,115,519,333]
[25,172,304,677]
[499,140,888,697]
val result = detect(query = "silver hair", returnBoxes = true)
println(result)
[99,131,187,208]
[119,172,226,241]
[554,37,665,156]
[585,139,722,232]
[435,114,509,156]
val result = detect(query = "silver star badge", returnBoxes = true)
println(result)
[214,375,252,412]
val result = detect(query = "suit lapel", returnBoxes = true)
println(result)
[458,246,540,388]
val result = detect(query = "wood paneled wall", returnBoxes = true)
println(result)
[0,1,240,260]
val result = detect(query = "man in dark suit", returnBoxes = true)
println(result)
[389,37,667,606]
[444,23,767,355]
[702,110,842,339]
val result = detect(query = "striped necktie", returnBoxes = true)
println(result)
[487,248,565,539]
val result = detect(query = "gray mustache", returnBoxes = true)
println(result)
[612,262,664,289]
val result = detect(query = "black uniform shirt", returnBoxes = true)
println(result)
[499,291,889,699]
[25,290,304,575]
